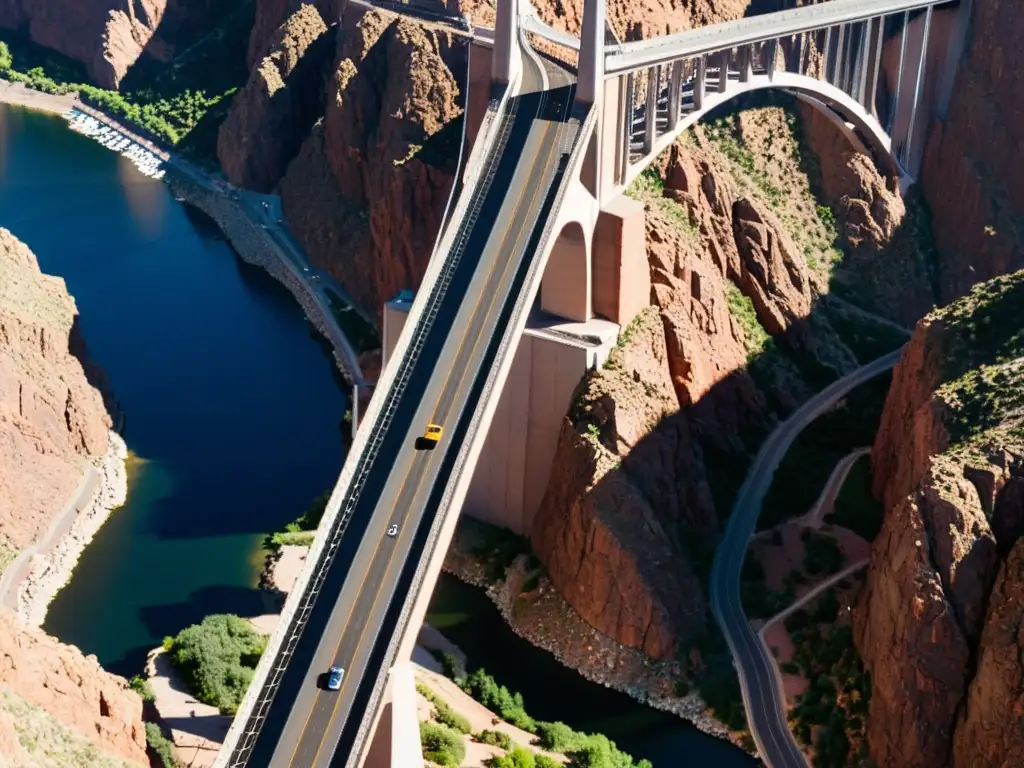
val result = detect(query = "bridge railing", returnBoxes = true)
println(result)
[607,0,949,193]
[605,0,950,74]
[214,38,522,768]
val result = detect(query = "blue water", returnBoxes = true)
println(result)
[0,102,757,767]
[0,102,348,676]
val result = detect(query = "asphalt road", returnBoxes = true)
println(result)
[709,349,902,768]
[232,43,581,768]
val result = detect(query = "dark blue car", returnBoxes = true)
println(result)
[327,666,345,691]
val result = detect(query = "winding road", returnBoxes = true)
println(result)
[709,348,902,768]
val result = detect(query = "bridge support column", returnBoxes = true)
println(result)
[577,0,605,105]
[493,0,520,85]
[592,195,649,325]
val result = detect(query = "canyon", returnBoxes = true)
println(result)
[0,229,146,764]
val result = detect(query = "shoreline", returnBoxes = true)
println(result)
[442,530,750,754]
[14,431,129,628]
[0,80,76,115]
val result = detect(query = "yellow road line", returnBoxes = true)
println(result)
[298,111,556,767]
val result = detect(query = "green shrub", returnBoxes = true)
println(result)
[416,682,471,734]
[535,721,583,752]
[803,532,844,575]
[476,729,512,749]
[420,721,465,768]
[460,669,536,732]
[827,456,885,541]
[489,745,536,768]
[535,756,560,768]
[166,614,267,715]
[145,722,179,768]
[129,675,155,702]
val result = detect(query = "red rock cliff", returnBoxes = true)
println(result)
[920,0,1024,302]
[277,8,465,321]
[0,0,222,88]
[0,608,147,765]
[856,271,1024,767]
[0,229,112,554]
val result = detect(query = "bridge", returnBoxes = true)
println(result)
[213,1,968,767]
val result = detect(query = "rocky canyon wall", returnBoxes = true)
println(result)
[920,0,1024,303]
[0,228,111,555]
[0,0,225,88]
[856,270,1024,768]
[0,230,145,764]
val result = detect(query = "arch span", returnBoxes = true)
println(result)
[618,71,902,197]
[540,220,591,322]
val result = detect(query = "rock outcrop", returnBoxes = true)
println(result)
[277,9,465,321]
[218,3,336,192]
[920,0,1024,304]
[0,0,223,88]
[0,229,112,555]
[0,608,147,765]
[531,127,840,658]
[856,271,1024,767]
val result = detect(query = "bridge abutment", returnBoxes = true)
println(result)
[383,295,617,537]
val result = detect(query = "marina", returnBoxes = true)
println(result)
[63,108,166,180]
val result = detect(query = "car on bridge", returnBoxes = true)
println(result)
[423,423,443,446]
[327,666,345,691]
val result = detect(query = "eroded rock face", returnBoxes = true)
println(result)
[278,9,464,321]
[857,271,1024,767]
[218,3,335,192]
[0,0,220,88]
[0,229,111,553]
[530,140,826,659]
[0,608,147,764]
[952,538,1024,766]
[920,0,1024,303]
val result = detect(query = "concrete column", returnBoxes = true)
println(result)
[667,60,683,130]
[577,0,606,104]
[493,0,519,85]
[903,4,933,174]
[694,56,706,110]
[716,51,729,94]
[935,0,972,119]
[643,69,657,154]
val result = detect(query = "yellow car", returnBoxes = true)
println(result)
[423,423,444,444]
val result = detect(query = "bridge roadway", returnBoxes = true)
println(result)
[234,41,580,768]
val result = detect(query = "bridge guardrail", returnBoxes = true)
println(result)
[339,43,601,766]
[216,41,523,768]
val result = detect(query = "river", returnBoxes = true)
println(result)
[0,101,756,767]
[0,102,348,676]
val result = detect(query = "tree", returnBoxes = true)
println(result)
[0,42,12,73]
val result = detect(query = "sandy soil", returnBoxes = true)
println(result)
[414,663,565,766]
[0,80,77,115]
[763,622,807,706]
[751,520,871,601]
[146,648,231,768]
[15,431,128,627]
[249,545,308,635]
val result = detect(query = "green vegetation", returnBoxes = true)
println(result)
[0,540,16,576]
[265,491,329,549]
[470,525,536,584]
[164,614,267,715]
[420,721,466,768]
[758,372,893,531]
[324,287,381,354]
[0,686,141,767]
[417,682,472,734]
[625,166,699,241]
[476,729,513,750]
[0,0,252,166]
[784,596,871,767]
[801,529,844,576]
[145,722,180,768]
[688,625,747,732]
[823,304,909,365]
[739,553,794,619]
[128,675,155,703]
[488,745,539,768]
[826,456,885,541]
[447,668,651,767]
[725,284,771,361]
